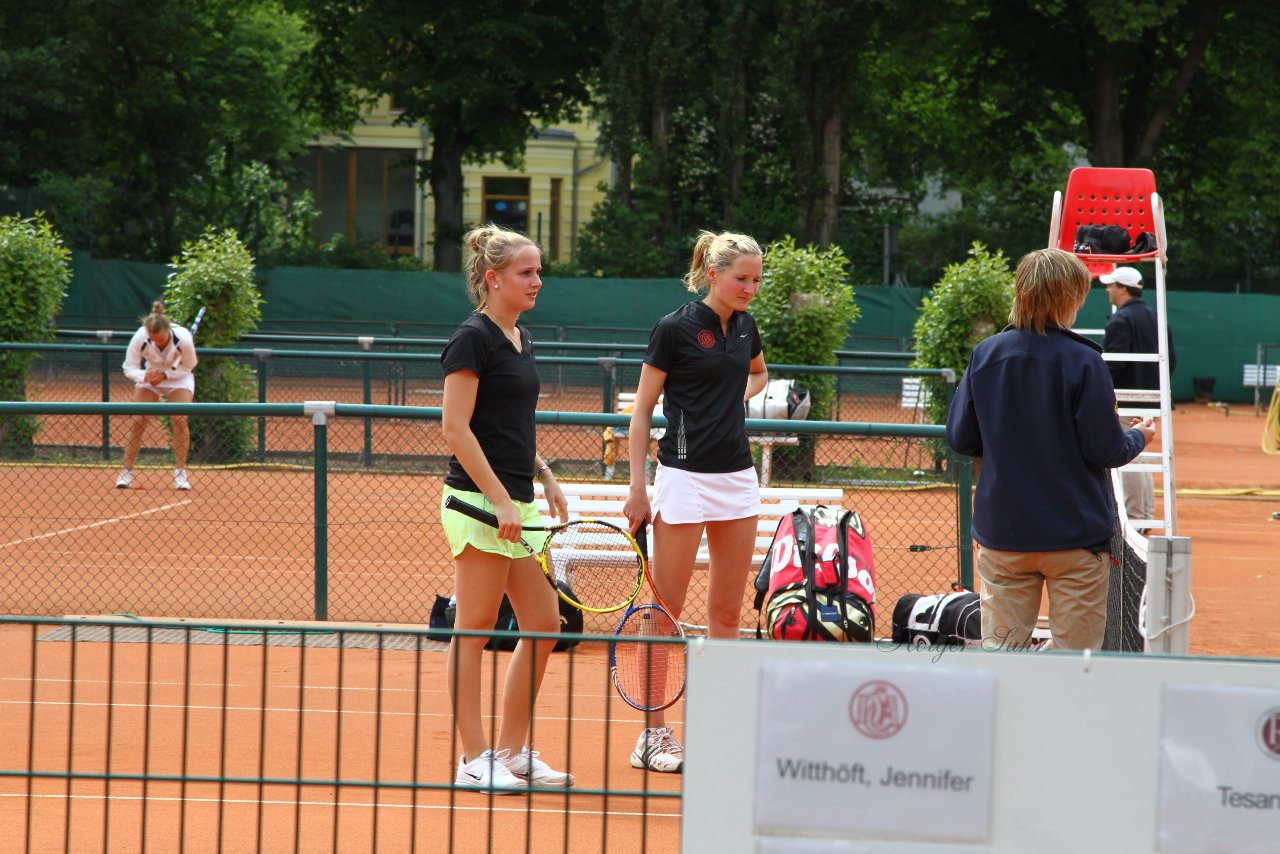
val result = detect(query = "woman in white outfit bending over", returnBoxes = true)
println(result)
[116,301,197,491]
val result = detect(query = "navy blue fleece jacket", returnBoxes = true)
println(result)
[946,324,1147,552]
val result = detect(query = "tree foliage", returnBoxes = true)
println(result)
[288,0,605,271]
[0,0,318,262]
[3,0,1279,290]
[0,214,71,454]
[911,243,1014,425]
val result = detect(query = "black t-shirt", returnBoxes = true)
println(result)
[644,300,762,472]
[441,314,540,502]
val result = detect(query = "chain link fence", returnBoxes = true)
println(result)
[0,400,971,634]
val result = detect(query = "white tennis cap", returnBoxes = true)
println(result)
[1099,266,1143,288]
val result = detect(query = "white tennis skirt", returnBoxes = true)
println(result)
[135,377,195,395]
[652,464,760,524]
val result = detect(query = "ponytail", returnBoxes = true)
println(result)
[142,301,171,335]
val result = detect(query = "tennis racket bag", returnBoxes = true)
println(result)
[891,591,981,647]
[753,505,875,642]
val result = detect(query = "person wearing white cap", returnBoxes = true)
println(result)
[1100,266,1176,531]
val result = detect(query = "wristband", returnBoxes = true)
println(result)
[534,464,551,478]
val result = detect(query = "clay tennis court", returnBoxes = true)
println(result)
[2,400,1277,851]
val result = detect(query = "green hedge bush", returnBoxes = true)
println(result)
[0,214,71,456]
[164,229,263,462]
[753,237,860,480]
[912,242,1014,426]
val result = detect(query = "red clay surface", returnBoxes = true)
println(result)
[3,390,1278,852]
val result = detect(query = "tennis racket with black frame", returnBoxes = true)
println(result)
[443,494,645,614]
[609,523,687,712]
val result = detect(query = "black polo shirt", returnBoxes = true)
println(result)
[644,300,762,472]
[441,314,540,502]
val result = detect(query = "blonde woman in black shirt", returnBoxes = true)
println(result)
[440,225,571,792]
[623,230,769,772]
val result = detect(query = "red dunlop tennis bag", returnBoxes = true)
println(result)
[753,505,876,642]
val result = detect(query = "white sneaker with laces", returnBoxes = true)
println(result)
[502,747,574,788]
[174,468,190,491]
[114,470,134,489]
[454,749,523,793]
[630,727,684,773]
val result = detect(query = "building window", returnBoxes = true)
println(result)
[483,177,530,234]
[293,146,416,255]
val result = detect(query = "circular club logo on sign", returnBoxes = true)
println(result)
[848,680,908,740]
[1258,707,1280,760]
[697,329,716,348]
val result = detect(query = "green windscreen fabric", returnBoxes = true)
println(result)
[58,255,1280,402]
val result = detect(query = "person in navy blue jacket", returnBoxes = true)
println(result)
[946,248,1155,651]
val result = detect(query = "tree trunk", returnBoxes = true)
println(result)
[652,100,673,243]
[1089,48,1125,167]
[724,59,748,222]
[817,90,842,247]
[428,121,466,272]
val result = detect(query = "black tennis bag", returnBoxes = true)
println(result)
[1073,224,1131,255]
[891,591,982,647]
[428,582,584,652]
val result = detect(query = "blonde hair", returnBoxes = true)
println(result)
[1009,249,1091,334]
[141,301,171,335]
[463,224,537,309]
[683,230,763,294]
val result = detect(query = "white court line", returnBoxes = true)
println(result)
[0,791,678,819]
[0,500,194,550]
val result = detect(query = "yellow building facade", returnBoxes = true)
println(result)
[293,97,610,267]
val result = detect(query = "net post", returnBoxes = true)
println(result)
[1145,535,1192,654]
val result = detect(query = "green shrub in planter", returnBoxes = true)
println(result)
[912,242,1014,427]
[0,214,71,456]
[163,229,262,463]
[753,237,859,480]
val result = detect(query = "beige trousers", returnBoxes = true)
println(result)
[977,545,1110,651]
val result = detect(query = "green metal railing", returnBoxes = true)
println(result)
[6,342,955,464]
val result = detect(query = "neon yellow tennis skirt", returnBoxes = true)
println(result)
[440,486,549,559]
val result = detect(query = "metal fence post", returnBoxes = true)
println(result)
[305,401,336,622]
[100,349,111,459]
[956,454,974,590]
[255,350,270,463]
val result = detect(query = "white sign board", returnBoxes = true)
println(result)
[755,659,995,842]
[1159,682,1280,853]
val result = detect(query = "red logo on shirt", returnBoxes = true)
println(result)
[697,329,715,348]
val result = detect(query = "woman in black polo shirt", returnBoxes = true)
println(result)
[623,230,770,772]
[440,224,572,792]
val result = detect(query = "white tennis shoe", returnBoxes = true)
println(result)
[114,470,134,489]
[631,727,684,773]
[174,469,190,491]
[502,747,574,788]
[454,749,523,793]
